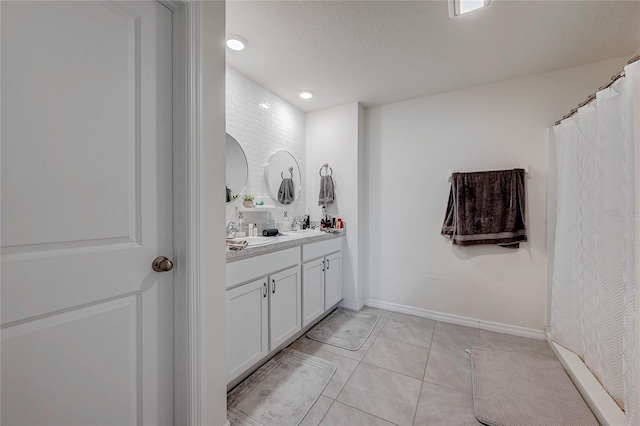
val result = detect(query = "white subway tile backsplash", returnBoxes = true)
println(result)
[226,66,307,225]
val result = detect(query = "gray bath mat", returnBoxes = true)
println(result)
[306,309,379,351]
[471,348,599,426]
[227,348,336,426]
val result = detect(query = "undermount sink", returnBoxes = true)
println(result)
[229,236,278,247]
[288,229,324,236]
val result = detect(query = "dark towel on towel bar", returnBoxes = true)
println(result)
[278,178,295,205]
[318,175,335,206]
[441,169,527,248]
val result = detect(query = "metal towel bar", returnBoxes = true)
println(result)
[319,163,333,177]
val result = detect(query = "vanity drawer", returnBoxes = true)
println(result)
[302,237,342,262]
[227,247,300,289]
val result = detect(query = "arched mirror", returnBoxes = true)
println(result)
[226,134,248,203]
[265,150,301,205]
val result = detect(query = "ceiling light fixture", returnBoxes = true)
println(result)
[450,0,490,17]
[299,91,314,100]
[258,102,271,109]
[226,34,248,51]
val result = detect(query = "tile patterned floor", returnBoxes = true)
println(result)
[228,307,559,425]
[287,307,558,426]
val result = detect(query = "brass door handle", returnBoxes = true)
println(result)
[272,279,276,294]
[152,256,174,272]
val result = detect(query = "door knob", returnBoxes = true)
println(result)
[152,256,174,272]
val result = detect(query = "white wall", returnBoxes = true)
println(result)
[307,102,364,309]
[365,57,630,331]
[226,66,306,225]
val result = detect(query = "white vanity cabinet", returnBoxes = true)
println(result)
[302,258,325,327]
[226,278,269,381]
[269,266,302,348]
[302,238,343,327]
[324,251,342,307]
[226,236,343,385]
[226,247,301,382]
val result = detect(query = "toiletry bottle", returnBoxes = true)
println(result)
[237,213,245,236]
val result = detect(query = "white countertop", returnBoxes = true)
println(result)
[226,230,344,262]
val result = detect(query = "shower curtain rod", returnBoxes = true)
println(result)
[555,55,640,126]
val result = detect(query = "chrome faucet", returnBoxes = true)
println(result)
[226,222,238,238]
[290,217,303,231]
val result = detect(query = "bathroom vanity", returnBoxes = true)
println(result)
[226,232,344,385]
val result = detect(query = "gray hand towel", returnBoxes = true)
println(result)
[318,175,335,206]
[278,178,295,205]
[441,168,527,248]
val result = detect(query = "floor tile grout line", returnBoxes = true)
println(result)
[332,311,405,425]
[372,333,434,351]
[412,320,437,425]
[422,377,472,396]
[358,358,428,382]
[332,316,371,407]
[331,399,402,426]
[314,397,335,426]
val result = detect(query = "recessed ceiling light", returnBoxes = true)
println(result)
[226,34,248,51]
[299,91,314,100]
[450,0,490,17]
[258,102,271,109]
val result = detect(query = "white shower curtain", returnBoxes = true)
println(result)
[552,60,639,425]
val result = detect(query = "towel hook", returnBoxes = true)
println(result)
[281,167,293,180]
[319,163,333,177]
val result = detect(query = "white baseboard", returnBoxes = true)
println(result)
[548,337,626,426]
[338,298,365,311]
[365,298,546,340]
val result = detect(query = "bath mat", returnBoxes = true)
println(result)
[470,348,598,426]
[306,309,379,351]
[227,348,336,426]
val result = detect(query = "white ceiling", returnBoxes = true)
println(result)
[226,0,640,112]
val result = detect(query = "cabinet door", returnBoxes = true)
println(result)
[227,278,269,382]
[324,252,343,308]
[302,258,325,327]
[269,266,302,349]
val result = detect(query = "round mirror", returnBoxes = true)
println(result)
[226,134,248,203]
[265,150,301,205]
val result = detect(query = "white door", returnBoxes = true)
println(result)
[227,278,269,382]
[1,2,173,425]
[302,259,325,327]
[325,252,343,308]
[269,266,301,348]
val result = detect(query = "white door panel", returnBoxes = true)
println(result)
[2,296,138,426]
[1,1,173,424]
[2,1,138,249]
